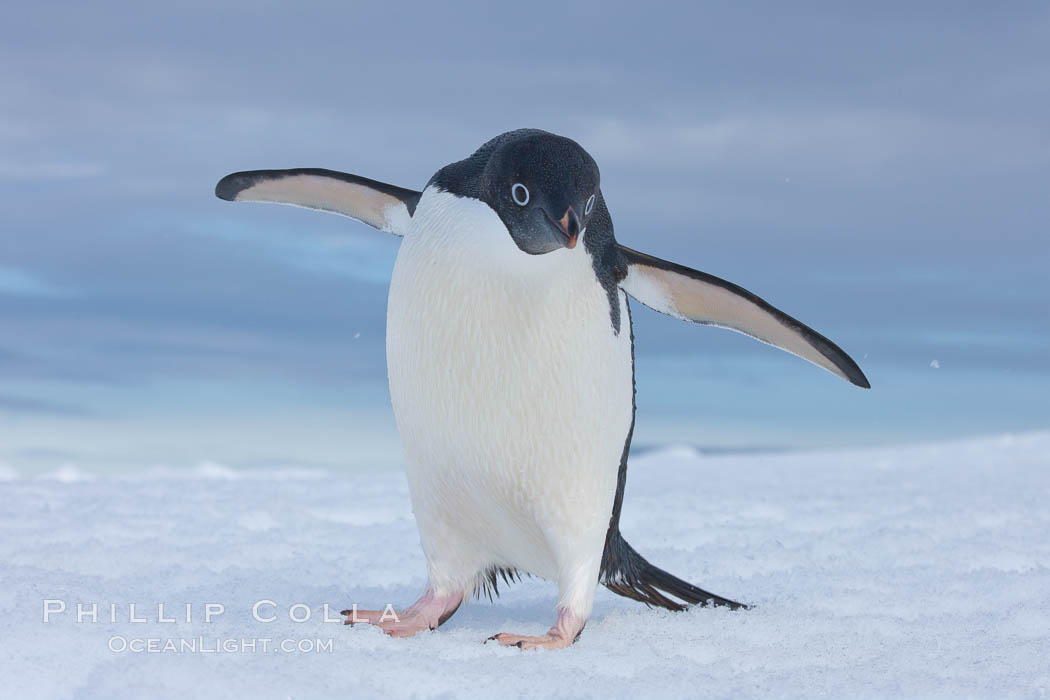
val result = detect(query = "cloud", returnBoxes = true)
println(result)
[186,216,399,284]
[0,267,76,297]
[0,160,107,181]
[583,111,1050,183]
[0,393,91,416]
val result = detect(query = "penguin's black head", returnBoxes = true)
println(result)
[428,129,601,255]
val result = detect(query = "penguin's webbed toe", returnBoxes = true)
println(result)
[487,631,577,651]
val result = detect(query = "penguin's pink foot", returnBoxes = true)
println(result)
[342,589,463,638]
[487,608,584,651]
[341,608,427,637]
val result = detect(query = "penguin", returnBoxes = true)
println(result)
[215,129,869,650]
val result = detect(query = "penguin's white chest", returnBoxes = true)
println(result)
[385,189,633,582]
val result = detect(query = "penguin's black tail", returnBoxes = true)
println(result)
[599,530,748,611]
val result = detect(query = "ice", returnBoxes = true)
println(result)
[0,461,17,481]
[36,463,95,483]
[3,433,1049,698]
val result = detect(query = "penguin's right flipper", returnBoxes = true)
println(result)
[215,168,420,236]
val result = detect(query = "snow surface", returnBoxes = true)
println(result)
[4,433,1050,699]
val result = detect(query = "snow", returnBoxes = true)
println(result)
[3,433,1049,699]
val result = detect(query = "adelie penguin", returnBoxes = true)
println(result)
[216,129,869,650]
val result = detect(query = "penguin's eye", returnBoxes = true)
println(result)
[511,183,530,206]
[584,193,596,216]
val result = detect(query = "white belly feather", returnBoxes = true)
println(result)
[386,188,633,589]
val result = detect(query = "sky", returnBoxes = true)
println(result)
[1,1,1048,474]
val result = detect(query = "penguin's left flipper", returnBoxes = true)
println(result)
[215,168,420,236]
[617,244,870,388]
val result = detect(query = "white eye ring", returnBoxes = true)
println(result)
[584,193,596,216]
[511,183,529,206]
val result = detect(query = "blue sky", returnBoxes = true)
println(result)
[2,2,1048,473]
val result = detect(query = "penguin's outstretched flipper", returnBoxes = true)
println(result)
[215,168,420,236]
[601,530,747,611]
[617,245,870,388]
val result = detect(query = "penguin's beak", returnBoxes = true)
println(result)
[546,206,580,249]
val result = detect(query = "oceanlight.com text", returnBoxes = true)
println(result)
[107,636,335,654]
